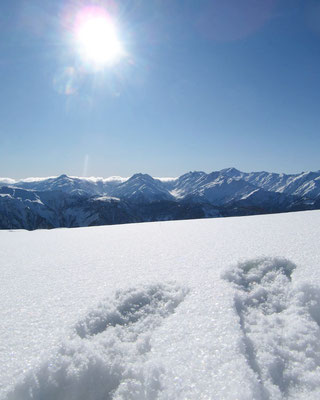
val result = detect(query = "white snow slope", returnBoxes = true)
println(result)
[1,210,320,400]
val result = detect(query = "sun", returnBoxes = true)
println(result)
[74,7,124,68]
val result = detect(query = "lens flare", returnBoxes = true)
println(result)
[74,7,124,68]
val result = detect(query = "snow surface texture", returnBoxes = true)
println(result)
[2,210,320,399]
[223,258,320,399]
[9,283,188,400]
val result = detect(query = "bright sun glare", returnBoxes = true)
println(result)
[75,7,124,68]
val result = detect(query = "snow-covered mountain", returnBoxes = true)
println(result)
[0,186,221,230]
[0,168,319,230]
[0,186,138,229]
[2,168,320,200]
[0,175,127,197]
[108,173,176,202]
[221,168,320,199]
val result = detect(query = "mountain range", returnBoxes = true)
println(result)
[1,168,319,230]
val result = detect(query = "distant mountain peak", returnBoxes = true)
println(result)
[220,167,241,176]
[129,173,154,181]
[179,171,206,179]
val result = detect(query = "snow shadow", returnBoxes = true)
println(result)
[8,283,188,400]
[223,257,320,399]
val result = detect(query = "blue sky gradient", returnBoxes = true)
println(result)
[1,0,320,178]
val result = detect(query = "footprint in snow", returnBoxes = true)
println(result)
[223,257,320,400]
[75,283,185,342]
[8,283,188,400]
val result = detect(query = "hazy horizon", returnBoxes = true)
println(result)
[2,166,320,181]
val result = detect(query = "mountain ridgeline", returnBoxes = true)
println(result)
[1,168,320,230]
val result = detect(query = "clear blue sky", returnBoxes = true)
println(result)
[1,0,320,178]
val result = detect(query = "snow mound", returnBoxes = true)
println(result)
[8,283,188,400]
[223,257,320,400]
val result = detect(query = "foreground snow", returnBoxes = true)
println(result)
[1,211,320,399]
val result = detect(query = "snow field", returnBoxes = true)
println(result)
[1,210,320,399]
